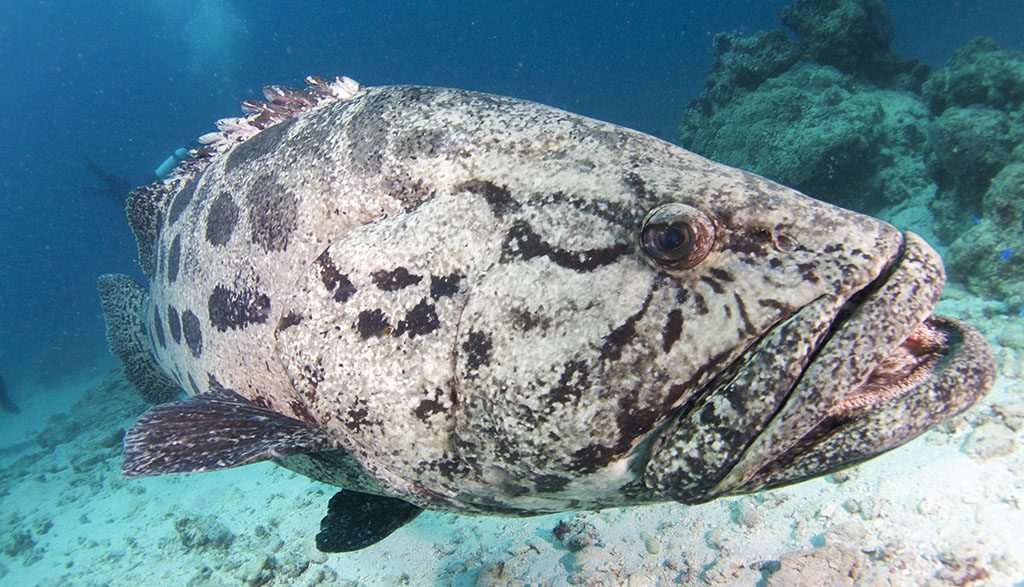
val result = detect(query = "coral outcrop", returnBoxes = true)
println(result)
[924,39,1024,301]
[779,0,927,90]
[922,37,1024,114]
[679,0,932,213]
[681,63,931,211]
[948,160,1024,304]
[680,0,1024,306]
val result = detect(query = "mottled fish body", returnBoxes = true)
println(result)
[98,76,995,551]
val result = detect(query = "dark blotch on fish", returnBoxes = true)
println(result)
[153,307,167,348]
[247,175,299,252]
[356,309,391,339]
[167,235,181,283]
[430,273,462,299]
[315,250,357,303]
[461,330,493,376]
[372,267,422,291]
[208,284,271,332]
[181,309,203,358]
[206,192,240,246]
[394,298,440,338]
[167,179,199,226]
[167,305,182,343]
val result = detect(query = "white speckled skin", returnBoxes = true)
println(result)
[141,84,994,515]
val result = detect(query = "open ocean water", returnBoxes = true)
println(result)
[1,1,1023,585]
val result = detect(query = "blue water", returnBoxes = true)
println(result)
[0,1,1023,584]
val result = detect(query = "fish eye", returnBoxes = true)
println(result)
[640,203,715,269]
[643,222,694,262]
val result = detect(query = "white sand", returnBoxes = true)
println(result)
[1,295,1022,586]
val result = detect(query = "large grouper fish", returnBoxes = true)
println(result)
[98,76,996,552]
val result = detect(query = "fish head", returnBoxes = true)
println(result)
[624,157,997,504]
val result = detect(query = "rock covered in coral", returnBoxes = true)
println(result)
[779,0,929,90]
[681,64,931,211]
[927,106,1024,239]
[765,544,867,586]
[687,31,800,114]
[923,38,1024,245]
[930,107,1022,194]
[922,37,1024,114]
[780,0,893,63]
[980,155,1024,228]
[948,160,1024,302]
[174,513,236,551]
[679,2,1024,311]
[925,37,1024,296]
[679,0,933,214]
[552,514,602,552]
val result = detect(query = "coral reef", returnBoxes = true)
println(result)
[680,0,932,213]
[687,31,800,114]
[922,37,1024,114]
[923,39,1024,302]
[779,0,927,90]
[680,0,1024,307]
[681,63,931,211]
[923,38,1024,243]
[948,160,1024,304]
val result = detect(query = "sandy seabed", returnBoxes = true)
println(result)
[1,288,1022,586]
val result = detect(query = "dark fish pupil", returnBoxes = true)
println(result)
[642,221,694,263]
[657,226,686,251]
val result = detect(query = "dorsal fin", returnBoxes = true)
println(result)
[97,274,181,404]
[122,387,337,478]
[196,76,363,156]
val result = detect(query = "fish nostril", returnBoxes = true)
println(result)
[773,233,796,252]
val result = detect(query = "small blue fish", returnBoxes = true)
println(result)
[1019,306,1024,318]
[1000,248,1013,261]
[971,215,982,224]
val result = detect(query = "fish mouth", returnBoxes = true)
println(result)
[647,232,996,502]
[717,232,996,495]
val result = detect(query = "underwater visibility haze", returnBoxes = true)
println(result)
[1,1,1024,585]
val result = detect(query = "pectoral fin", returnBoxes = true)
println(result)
[122,387,336,477]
